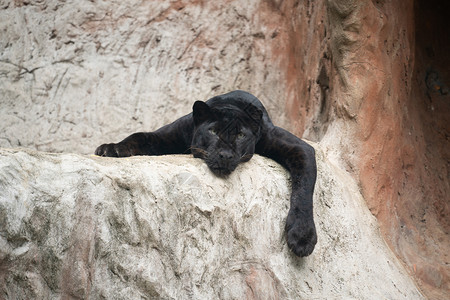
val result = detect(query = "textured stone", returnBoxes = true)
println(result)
[320,2,450,298]
[1,0,449,298]
[265,1,450,298]
[0,147,422,299]
[0,0,291,154]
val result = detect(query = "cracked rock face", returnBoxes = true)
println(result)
[0,147,422,299]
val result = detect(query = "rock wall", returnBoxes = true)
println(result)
[257,1,450,298]
[0,0,292,154]
[0,147,423,299]
[318,1,450,298]
[0,0,448,298]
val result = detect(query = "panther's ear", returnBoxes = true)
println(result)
[193,101,212,126]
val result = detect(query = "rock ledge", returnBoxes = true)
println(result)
[0,147,422,299]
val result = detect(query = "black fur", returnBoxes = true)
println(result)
[95,90,317,257]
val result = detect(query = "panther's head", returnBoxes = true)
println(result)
[190,100,263,177]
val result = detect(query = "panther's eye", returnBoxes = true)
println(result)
[209,128,217,135]
[237,132,245,139]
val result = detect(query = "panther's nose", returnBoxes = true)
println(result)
[218,150,233,161]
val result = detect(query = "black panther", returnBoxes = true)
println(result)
[95,90,317,257]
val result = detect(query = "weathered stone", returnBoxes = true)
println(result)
[321,2,450,298]
[269,1,450,298]
[0,147,422,299]
[1,0,448,298]
[0,0,291,154]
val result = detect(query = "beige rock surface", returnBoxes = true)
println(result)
[0,147,423,299]
[0,0,290,154]
[1,0,448,298]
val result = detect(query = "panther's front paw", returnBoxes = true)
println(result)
[285,209,317,257]
[95,143,132,157]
